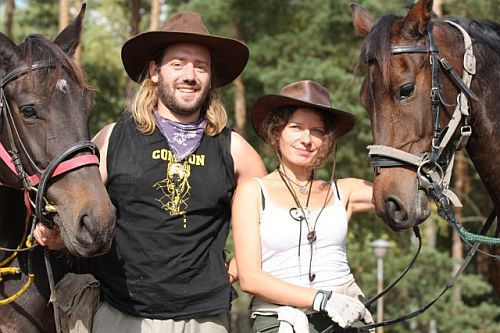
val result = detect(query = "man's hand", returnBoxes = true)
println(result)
[33,223,65,250]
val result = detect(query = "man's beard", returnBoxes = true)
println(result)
[157,76,210,117]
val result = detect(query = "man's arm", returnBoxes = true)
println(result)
[92,123,116,185]
[230,131,267,185]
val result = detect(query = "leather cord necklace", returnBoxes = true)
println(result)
[278,167,331,282]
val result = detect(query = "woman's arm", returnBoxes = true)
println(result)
[337,178,374,220]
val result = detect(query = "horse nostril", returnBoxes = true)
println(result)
[76,213,99,246]
[385,196,408,223]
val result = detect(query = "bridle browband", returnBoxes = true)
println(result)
[0,61,100,227]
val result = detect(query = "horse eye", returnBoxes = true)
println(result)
[19,105,38,118]
[399,84,415,100]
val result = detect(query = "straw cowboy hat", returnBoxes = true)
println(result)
[121,11,249,87]
[252,80,356,141]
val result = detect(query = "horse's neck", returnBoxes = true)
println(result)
[466,62,500,210]
[467,44,500,212]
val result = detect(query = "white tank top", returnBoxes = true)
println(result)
[255,178,354,290]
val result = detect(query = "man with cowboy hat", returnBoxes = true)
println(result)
[35,11,266,333]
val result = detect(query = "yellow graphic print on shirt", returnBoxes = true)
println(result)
[152,149,205,228]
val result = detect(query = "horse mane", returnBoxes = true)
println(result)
[20,34,91,92]
[359,13,500,90]
[451,18,500,56]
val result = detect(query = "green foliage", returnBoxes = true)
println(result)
[350,246,500,332]
[81,0,130,133]
[12,0,59,43]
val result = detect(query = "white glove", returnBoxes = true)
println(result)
[362,309,376,333]
[312,290,368,328]
[276,306,310,333]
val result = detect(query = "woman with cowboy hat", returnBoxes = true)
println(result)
[232,80,375,332]
[34,11,266,333]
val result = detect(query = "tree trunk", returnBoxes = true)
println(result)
[4,0,15,39]
[58,0,69,32]
[150,0,161,30]
[233,76,247,137]
[129,0,141,37]
[125,0,142,109]
[74,0,83,64]
[490,240,500,296]
[433,0,444,16]
[231,21,247,137]
[452,150,470,302]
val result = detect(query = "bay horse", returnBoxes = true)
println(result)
[0,4,116,332]
[351,0,499,235]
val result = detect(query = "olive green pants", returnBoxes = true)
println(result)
[253,312,367,333]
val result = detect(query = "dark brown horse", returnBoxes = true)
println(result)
[351,0,499,233]
[0,5,115,332]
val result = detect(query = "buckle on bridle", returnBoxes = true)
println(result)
[417,160,444,191]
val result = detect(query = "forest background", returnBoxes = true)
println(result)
[1,0,499,332]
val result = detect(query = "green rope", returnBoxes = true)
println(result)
[453,221,500,246]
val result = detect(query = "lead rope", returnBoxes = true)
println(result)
[0,212,37,305]
[44,248,62,333]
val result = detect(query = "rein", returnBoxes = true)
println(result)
[367,21,499,246]
[321,213,497,333]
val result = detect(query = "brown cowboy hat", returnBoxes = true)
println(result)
[121,11,249,87]
[252,80,356,141]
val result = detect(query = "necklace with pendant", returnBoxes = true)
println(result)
[167,161,188,228]
[279,169,312,194]
[168,162,185,179]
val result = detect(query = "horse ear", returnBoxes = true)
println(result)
[54,3,86,57]
[351,3,375,38]
[402,0,434,37]
[0,33,21,70]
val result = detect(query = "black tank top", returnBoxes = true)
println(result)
[90,112,235,319]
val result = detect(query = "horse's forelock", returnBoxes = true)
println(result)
[20,34,90,92]
[362,14,400,90]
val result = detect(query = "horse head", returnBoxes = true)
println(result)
[0,4,115,257]
[350,0,489,231]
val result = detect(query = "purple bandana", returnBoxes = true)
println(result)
[154,112,206,162]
